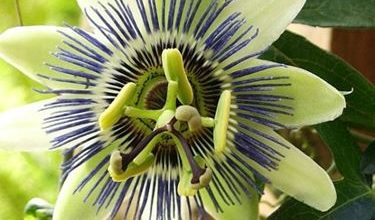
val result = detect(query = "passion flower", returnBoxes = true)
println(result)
[0,0,345,219]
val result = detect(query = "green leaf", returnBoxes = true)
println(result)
[260,31,375,130]
[269,181,375,220]
[295,0,375,28]
[269,121,375,219]
[361,141,375,175]
[315,121,363,181]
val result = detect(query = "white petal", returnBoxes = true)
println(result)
[78,0,148,47]
[238,0,306,56]
[202,178,259,220]
[0,26,100,90]
[205,0,307,66]
[260,134,336,211]
[0,100,53,151]
[53,147,113,220]
[76,0,305,56]
[230,59,346,128]
[232,119,336,211]
[0,26,60,87]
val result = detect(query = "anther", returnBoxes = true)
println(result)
[164,80,178,110]
[162,49,194,105]
[99,82,136,131]
[108,150,125,176]
[214,90,232,153]
[191,167,213,190]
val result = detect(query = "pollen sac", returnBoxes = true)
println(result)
[108,150,155,182]
[108,150,123,176]
[162,49,194,105]
[191,168,213,190]
[99,82,136,131]
[214,90,232,153]
[190,155,212,190]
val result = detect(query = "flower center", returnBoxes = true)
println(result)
[99,49,231,196]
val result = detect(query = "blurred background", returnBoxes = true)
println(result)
[0,0,374,219]
[0,1,80,219]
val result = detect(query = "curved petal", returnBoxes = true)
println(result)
[231,118,336,211]
[54,147,113,220]
[0,26,61,86]
[77,0,304,61]
[0,100,54,151]
[0,26,96,89]
[254,133,336,212]
[229,59,345,128]
[234,0,306,56]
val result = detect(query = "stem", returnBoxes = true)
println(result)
[15,0,23,26]
[125,107,162,120]
[350,129,375,144]
[164,81,178,110]
[201,117,215,128]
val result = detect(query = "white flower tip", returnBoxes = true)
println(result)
[291,168,337,212]
[260,134,339,213]
[304,175,337,212]
[340,88,354,96]
[325,88,347,123]
[318,186,337,212]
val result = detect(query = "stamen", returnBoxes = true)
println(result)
[99,82,136,131]
[162,48,194,105]
[123,81,177,120]
[124,107,162,120]
[214,90,232,153]
[178,170,197,196]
